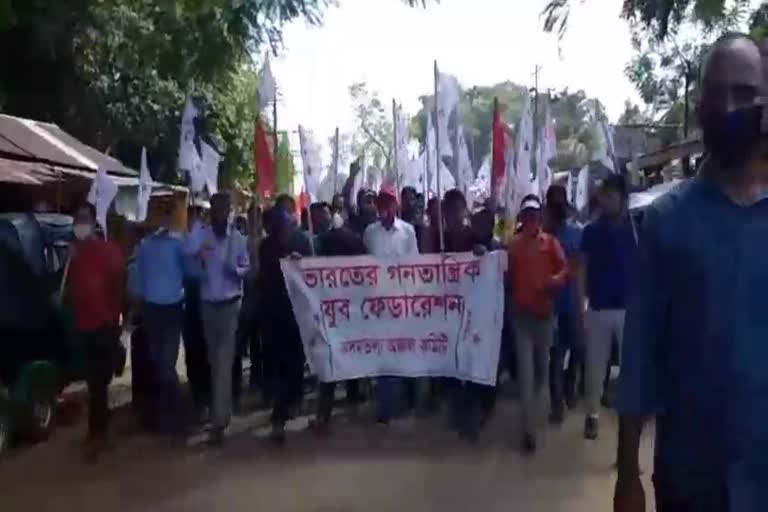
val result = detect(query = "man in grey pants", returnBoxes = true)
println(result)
[187,193,250,446]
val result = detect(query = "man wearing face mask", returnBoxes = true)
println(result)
[363,186,419,425]
[507,195,567,454]
[543,184,584,424]
[615,34,767,512]
[67,203,125,461]
[258,199,313,444]
[579,173,637,442]
[311,201,367,433]
[185,193,250,447]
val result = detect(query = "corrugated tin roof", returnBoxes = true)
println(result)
[0,114,137,176]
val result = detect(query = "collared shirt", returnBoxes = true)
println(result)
[185,224,250,303]
[553,221,583,315]
[508,230,567,317]
[581,214,637,310]
[618,177,768,504]
[68,238,124,331]
[136,229,186,305]
[363,217,419,257]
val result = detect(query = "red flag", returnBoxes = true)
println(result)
[297,190,310,220]
[254,115,275,199]
[491,98,506,200]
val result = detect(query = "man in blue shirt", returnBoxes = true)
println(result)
[136,202,189,435]
[543,184,583,425]
[186,193,250,446]
[615,34,766,512]
[580,173,637,440]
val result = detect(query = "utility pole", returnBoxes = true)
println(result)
[392,99,400,197]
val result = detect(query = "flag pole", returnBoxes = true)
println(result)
[532,65,540,194]
[333,127,340,195]
[392,99,400,202]
[433,60,445,253]
[491,96,498,210]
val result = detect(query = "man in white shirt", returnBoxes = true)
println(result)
[363,186,419,424]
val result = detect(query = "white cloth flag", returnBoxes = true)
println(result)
[258,56,277,108]
[87,166,118,236]
[200,141,221,195]
[538,98,557,198]
[455,125,473,199]
[426,113,437,197]
[599,119,616,172]
[394,105,410,189]
[298,125,323,201]
[178,97,198,171]
[575,164,590,212]
[426,115,456,196]
[436,72,460,158]
[515,94,535,195]
[137,147,152,222]
[567,170,575,206]
[401,153,424,191]
[469,156,490,206]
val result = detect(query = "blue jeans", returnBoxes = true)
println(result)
[375,377,404,422]
[144,301,187,434]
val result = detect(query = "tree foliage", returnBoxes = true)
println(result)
[542,0,751,40]
[0,0,339,187]
[347,82,394,170]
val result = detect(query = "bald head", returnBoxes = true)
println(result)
[699,34,764,167]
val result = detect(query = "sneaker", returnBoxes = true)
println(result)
[522,433,536,455]
[270,423,286,445]
[584,416,599,440]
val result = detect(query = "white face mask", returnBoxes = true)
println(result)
[332,212,345,229]
[73,223,92,241]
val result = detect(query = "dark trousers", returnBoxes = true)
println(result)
[130,322,155,430]
[317,380,362,424]
[82,327,119,437]
[451,381,495,438]
[144,301,187,434]
[183,291,210,410]
[549,311,582,413]
[267,322,305,426]
[654,476,728,512]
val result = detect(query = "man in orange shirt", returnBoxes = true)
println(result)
[508,195,567,454]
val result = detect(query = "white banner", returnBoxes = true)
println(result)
[281,252,505,385]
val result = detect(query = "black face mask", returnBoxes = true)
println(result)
[703,105,763,167]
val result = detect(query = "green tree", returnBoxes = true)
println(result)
[0,0,428,189]
[542,0,751,40]
[348,82,394,170]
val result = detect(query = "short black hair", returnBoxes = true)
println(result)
[401,186,417,197]
[600,174,628,198]
[519,194,541,207]
[275,193,296,212]
[443,188,467,209]
[310,201,331,212]
[545,184,568,204]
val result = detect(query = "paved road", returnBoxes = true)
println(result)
[0,394,655,512]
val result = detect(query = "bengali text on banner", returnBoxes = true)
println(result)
[280,251,506,385]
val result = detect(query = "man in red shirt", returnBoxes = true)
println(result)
[508,195,567,454]
[67,203,124,460]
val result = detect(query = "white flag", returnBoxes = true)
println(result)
[507,94,535,217]
[258,56,277,108]
[469,155,490,206]
[599,119,616,173]
[87,166,118,236]
[538,98,557,198]
[200,141,221,196]
[426,115,455,197]
[435,72,460,158]
[137,147,152,222]
[178,97,197,171]
[401,152,424,191]
[455,125,473,199]
[575,164,590,212]
[298,125,323,202]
